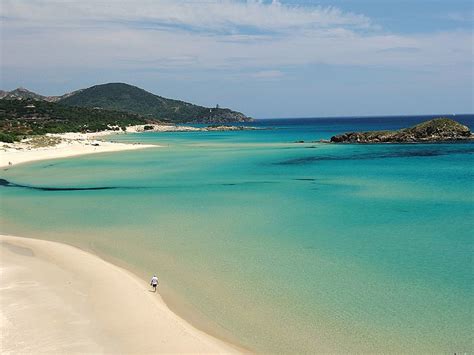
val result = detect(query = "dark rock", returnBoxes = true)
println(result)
[330,118,472,144]
[205,125,258,131]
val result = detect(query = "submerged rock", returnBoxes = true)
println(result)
[330,118,472,143]
[204,125,258,131]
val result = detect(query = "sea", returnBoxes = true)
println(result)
[1,115,473,353]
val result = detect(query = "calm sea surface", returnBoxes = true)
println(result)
[1,115,473,352]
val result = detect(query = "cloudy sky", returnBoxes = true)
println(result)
[1,0,473,118]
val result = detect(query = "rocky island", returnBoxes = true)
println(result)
[330,118,472,143]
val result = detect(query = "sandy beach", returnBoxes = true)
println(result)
[0,131,158,169]
[0,234,239,353]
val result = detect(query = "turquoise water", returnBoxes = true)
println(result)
[1,116,473,353]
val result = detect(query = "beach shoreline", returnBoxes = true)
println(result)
[0,234,241,353]
[0,130,248,353]
[0,121,263,169]
[0,130,158,168]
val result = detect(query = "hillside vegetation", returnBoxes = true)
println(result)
[0,82,253,141]
[0,99,154,142]
[59,83,251,123]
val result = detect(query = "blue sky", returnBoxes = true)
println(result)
[1,0,472,118]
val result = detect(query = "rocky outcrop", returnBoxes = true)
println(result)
[127,124,259,133]
[198,110,252,123]
[0,88,86,102]
[0,88,46,101]
[330,118,472,143]
[205,125,258,131]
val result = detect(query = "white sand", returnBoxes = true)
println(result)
[0,234,239,354]
[0,132,157,168]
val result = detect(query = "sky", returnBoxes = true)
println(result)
[1,0,473,118]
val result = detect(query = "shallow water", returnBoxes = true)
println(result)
[1,116,473,353]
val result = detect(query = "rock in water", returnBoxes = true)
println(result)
[330,118,472,143]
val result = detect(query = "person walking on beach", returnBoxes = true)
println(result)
[150,274,159,292]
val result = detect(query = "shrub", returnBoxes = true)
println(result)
[0,132,17,143]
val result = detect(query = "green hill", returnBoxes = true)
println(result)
[59,83,251,123]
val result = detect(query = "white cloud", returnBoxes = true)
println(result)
[0,0,472,78]
[1,0,372,33]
